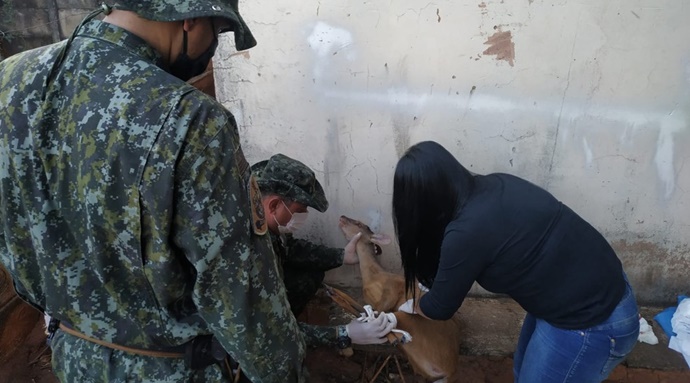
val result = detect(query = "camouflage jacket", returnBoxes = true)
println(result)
[0,20,305,382]
[271,233,344,347]
[272,234,344,274]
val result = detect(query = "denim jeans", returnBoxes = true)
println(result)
[513,278,639,383]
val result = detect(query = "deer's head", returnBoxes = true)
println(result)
[338,215,392,255]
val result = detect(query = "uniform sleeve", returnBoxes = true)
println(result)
[419,228,487,321]
[298,322,337,347]
[171,101,306,382]
[284,236,344,271]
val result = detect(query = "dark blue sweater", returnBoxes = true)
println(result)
[419,173,626,329]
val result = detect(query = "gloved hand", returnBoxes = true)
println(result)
[343,232,361,265]
[417,282,430,293]
[345,312,396,345]
[398,298,417,314]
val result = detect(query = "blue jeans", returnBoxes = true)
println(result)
[513,279,639,383]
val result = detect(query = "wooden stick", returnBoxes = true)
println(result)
[360,352,368,383]
[393,355,406,383]
[370,354,392,382]
[233,366,241,383]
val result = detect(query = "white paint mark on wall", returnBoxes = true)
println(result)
[655,113,685,199]
[583,137,593,166]
[302,19,688,202]
[312,85,686,199]
[367,209,382,233]
[307,22,356,78]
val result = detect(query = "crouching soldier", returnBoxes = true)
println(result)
[253,154,395,350]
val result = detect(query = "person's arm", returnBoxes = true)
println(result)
[299,323,337,347]
[299,316,395,347]
[284,236,345,271]
[172,103,305,382]
[418,228,487,320]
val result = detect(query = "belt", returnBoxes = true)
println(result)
[55,319,246,381]
[58,323,185,358]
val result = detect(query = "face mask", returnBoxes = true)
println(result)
[275,201,309,234]
[169,30,218,81]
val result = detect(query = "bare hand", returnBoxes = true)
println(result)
[343,232,361,265]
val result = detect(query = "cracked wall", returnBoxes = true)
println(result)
[216,0,690,305]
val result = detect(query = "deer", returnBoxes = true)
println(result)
[337,215,463,383]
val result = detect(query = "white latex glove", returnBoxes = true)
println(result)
[417,282,430,293]
[346,312,396,345]
[398,298,417,314]
[343,232,361,265]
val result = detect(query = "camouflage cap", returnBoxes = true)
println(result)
[252,154,329,213]
[110,0,257,50]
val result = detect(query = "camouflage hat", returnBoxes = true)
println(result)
[251,154,329,213]
[110,0,257,51]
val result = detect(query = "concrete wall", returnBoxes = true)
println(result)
[215,0,690,305]
[0,0,685,305]
[0,0,98,58]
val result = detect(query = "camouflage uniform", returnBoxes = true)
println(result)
[252,154,345,347]
[0,2,306,382]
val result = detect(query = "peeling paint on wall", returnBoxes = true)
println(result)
[482,29,516,66]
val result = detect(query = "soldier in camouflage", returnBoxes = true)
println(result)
[252,154,395,348]
[0,1,307,382]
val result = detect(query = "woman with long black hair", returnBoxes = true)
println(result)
[393,140,639,383]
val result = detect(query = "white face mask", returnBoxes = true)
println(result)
[275,201,309,234]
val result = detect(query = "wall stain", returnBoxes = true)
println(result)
[324,118,342,190]
[482,29,515,67]
[393,118,411,159]
[611,239,690,305]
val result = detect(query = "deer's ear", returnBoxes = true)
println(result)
[370,233,392,246]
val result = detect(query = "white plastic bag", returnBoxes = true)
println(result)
[669,298,690,367]
[638,317,659,345]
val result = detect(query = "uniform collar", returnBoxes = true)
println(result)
[76,20,164,68]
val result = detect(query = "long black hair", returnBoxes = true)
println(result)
[392,141,476,300]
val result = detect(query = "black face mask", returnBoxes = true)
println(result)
[169,30,218,81]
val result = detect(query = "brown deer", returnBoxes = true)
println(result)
[338,216,463,383]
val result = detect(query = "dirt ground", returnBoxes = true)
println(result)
[1,320,689,383]
[305,345,690,383]
[300,291,690,383]
[1,276,689,383]
[0,265,55,383]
